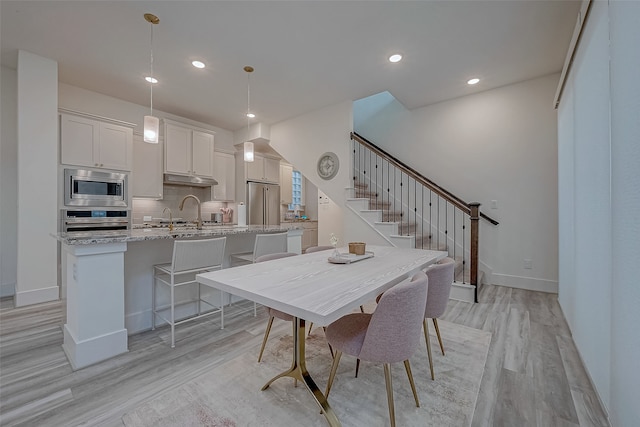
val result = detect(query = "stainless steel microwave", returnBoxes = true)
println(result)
[64,168,127,207]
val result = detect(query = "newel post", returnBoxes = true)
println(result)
[469,202,480,303]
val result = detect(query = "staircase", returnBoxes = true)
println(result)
[348,132,499,303]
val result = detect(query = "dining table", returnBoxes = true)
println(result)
[196,245,447,426]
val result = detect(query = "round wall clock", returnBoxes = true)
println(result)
[317,152,339,180]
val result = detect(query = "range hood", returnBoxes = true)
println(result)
[163,173,218,187]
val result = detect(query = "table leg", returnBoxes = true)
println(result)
[261,317,341,427]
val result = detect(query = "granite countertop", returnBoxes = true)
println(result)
[53,224,302,246]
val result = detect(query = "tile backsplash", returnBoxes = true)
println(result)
[132,185,235,224]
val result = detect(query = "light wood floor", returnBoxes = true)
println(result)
[0,285,609,426]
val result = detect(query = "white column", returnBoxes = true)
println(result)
[16,50,59,306]
[62,242,128,370]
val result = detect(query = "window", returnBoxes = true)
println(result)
[289,170,303,211]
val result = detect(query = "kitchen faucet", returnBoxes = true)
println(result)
[162,207,174,231]
[179,195,202,230]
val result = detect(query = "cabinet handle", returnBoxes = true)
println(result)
[95,163,99,167]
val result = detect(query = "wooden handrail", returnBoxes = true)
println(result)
[351,132,499,226]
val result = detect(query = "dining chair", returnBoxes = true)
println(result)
[423,256,455,380]
[152,237,227,348]
[324,271,429,427]
[230,232,289,315]
[255,252,299,362]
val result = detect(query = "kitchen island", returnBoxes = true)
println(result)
[53,225,303,370]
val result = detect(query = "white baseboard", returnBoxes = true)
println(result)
[492,273,558,293]
[450,282,475,303]
[15,285,59,307]
[62,325,128,370]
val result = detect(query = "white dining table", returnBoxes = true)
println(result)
[196,245,447,426]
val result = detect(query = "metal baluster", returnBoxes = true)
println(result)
[462,217,466,284]
[352,139,356,197]
[400,171,404,234]
[421,186,424,249]
[453,207,457,262]
[445,201,448,253]
[429,191,433,250]
[413,177,417,248]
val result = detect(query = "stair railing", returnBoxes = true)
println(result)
[350,132,499,302]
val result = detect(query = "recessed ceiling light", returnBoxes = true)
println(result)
[388,54,403,63]
[467,78,480,85]
[192,60,205,69]
[246,112,256,118]
[145,76,158,84]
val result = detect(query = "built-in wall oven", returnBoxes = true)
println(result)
[61,209,130,233]
[64,168,127,207]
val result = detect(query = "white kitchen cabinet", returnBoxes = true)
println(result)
[246,154,280,183]
[280,163,293,205]
[164,119,215,178]
[301,221,318,251]
[212,151,235,201]
[60,111,134,171]
[132,133,163,199]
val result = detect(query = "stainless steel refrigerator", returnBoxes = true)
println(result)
[247,181,281,225]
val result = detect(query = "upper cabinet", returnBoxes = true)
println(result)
[280,163,293,205]
[132,133,163,199]
[212,151,235,201]
[60,111,134,171]
[164,119,215,178]
[245,153,280,183]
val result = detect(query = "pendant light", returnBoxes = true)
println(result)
[143,13,160,143]
[243,66,255,162]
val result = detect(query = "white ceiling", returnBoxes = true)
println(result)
[1,1,580,132]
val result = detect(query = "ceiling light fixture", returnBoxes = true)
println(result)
[143,13,160,144]
[389,54,403,63]
[243,66,255,162]
[467,78,480,85]
[192,60,205,69]
[145,76,158,84]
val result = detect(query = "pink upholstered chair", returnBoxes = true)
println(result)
[423,257,455,380]
[255,252,299,362]
[324,271,429,427]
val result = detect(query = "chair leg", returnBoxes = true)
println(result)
[383,363,396,427]
[253,302,257,317]
[308,322,314,337]
[433,318,445,355]
[325,350,342,397]
[220,290,225,330]
[321,327,334,358]
[257,316,275,362]
[151,274,156,330]
[403,360,420,407]
[423,319,434,380]
[170,282,175,349]
[360,305,364,313]
[355,359,360,378]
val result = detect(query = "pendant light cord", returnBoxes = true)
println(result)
[246,71,251,134]
[149,22,154,116]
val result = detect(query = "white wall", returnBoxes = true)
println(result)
[609,2,640,425]
[15,51,59,306]
[557,2,640,424]
[1,66,18,297]
[270,101,353,245]
[355,75,560,292]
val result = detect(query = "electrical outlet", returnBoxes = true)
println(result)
[523,259,532,269]
[491,200,498,209]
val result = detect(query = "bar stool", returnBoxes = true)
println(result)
[230,232,288,265]
[152,237,227,348]
[230,232,288,315]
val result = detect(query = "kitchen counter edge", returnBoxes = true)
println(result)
[52,225,303,246]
